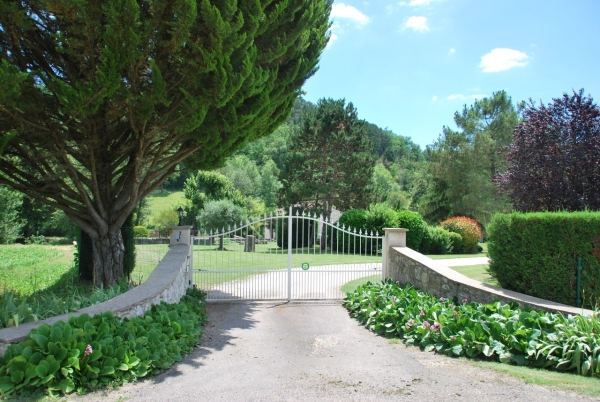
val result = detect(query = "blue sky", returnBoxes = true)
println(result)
[301,0,600,149]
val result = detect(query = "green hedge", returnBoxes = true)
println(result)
[396,210,425,250]
[329,209,368,253]
[419,226,454,255]
[0,288,207,397]
[488,211,600,307]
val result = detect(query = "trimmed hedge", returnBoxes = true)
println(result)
[330,209,368,253]
[419,226,454,255]
[488,211,600,307]
[396,210,425,250]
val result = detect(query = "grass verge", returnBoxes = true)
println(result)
[449,264,498,286]
[472,360,600,398]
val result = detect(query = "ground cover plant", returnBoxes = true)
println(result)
[0,288,208,398]
[344,280,599,377]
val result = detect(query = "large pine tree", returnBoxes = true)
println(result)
[0,0,332,286]
[281,98,375,223]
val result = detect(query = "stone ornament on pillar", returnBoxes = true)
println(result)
[169,225,194,246]
[382,228,409,280]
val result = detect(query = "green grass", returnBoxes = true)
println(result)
[472,360,600,398]
[340,274,382,294]
[145,190,186,220]
[450,264,498,286]
[131,243,170,284]
[0,244,75,296]
[193,239,381,287]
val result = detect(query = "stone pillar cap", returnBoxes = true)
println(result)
[383,228,409,232]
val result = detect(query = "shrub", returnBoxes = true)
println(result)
[133,226,150,238]
[448,232,462,254]
[419,226,454,255]
[488,211,600,307]
[364,203,398,236]
[396,210,425,250]
[276,208,317,249]
[440,216,482,254]
[344,280,600,377]
[330,209,368,253]
[0,287,208,397]
[363,204,398,254]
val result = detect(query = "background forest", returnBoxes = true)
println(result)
[0,90,522,242]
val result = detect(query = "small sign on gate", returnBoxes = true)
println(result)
[301,262,310,270]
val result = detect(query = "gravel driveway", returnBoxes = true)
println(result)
[68,302,597,402]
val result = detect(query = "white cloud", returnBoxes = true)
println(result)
[449,47,456,54]
[408,0,431,5]
[479,48,529,72]
[399,0,432,5]
[405,16,429,31]
[432,95,438,101]
[447,94,486,101]
[329,33,339,43]
[331,3,370,25]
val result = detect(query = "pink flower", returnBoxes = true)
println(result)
[419,310,425,317]
[440,297,446,302]
[448,304,453,308]
[462,298,468,304]
[407,319,414,327]
[422,321,430,329]
[430,323,440,331]
[451,336,457,342]
[83,344,93,357]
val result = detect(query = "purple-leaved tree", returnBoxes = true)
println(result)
[496,89,600,212]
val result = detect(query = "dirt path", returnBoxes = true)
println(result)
[69,302,597,402]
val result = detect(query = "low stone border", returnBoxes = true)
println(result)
[388,246,593,316]
[0,244,192,356]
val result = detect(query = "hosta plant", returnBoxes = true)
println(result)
[0,287,208,397]
[344,280,599,377]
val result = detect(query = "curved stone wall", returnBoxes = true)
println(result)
[0,244,192,356]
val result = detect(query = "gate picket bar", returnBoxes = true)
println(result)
[191,206,383,301]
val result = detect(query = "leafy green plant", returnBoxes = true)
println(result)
[488,211,600,307]
[419,226,454,254]
[0,281,133,330]
[344,280,599,377]
[396,210,425,250]
[133,226,149,238]
[441,216,482,254]
[0,287,208,397]
[330,209,368,253]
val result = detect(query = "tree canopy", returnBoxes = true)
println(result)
[420,91,518,224]
[496,89,600,212]
[0,0,332,286]
[280,98,375,221]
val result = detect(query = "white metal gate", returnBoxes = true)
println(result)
[191,207,383,301]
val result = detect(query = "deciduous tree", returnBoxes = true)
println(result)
[496,89,600,212]
[0,0,331,285]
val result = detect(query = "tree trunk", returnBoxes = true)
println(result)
[89,227,125,287]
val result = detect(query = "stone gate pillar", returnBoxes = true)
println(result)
[382,228,408,280]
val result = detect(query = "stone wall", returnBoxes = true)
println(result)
[0,243,192,356]
[387,246,591,316]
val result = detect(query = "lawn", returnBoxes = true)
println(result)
[192,238,381,287]
[0,244,75,296]
[449,264,497,286]
[145,190,186,219]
